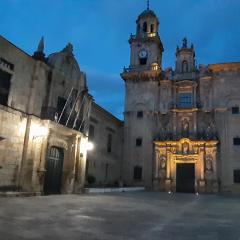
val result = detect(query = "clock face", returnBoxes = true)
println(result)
[139,49,148,59]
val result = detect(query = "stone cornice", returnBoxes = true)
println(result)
[171,108,198,113]
[121,69,162,81]
[208,62,240,73]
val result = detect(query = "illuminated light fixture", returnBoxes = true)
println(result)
[195,192,199,196]
[148,32,156,38]
[152,63,159,71]
[86,142,94,151]
[168,191,172,194]
[31,124,49,139]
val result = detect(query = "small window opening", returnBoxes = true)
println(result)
[136,138,142,146]
[232,107,239,114]
[0,69,11,106]
[134,166,142,180]
[234,170,240,183]
[88,124,95,141]
[143,22,147,32]
[107,133,112,153]
[233,138,240,145]
[137,111,143,118]
[139,58,147,65]
[150,24,154,33]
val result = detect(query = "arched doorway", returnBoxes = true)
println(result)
[44,146,64,195]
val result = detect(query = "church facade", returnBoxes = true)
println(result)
[121,9,240,193]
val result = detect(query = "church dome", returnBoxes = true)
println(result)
[137,9,157,21]
[48,43,81,79]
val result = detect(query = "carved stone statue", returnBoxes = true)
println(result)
[205,156,213,172]
[182,119,189,137]
[160,156,166,169]
[182,142,189,154]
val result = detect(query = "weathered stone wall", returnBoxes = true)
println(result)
[0,105,27,190]
[86,103,123,186]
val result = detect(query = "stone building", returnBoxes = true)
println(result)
[1,5,240,195]
[121,8,240,193]
[86,102,123,186]
[0,35,122,195]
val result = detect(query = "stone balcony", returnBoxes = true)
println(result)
[121,64,162,81]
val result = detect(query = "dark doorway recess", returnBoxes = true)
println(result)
[44,147,64,195]
[176,163,195,193]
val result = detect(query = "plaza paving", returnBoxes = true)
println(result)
[0,191,240,240]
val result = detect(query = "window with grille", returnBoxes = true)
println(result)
[232,107,239,114]
[233,138,240,145]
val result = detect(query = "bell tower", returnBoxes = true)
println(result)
[120,6,164,188]
[175,38,196,74]
[124,6,164,72]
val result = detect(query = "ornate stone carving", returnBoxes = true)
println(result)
[205,155,213,171]
[159,155,166,169]
[182,142,189,154]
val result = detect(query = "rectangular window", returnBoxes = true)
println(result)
[88,124,95,141]
[232,107,239,114]
[178,93,192,108]
[137,111,143,118]
[107,133,112,153]
[134,166,142,180]
[234,170,240,183]
[233,138,240,145]
[0,69,11,106]
[136,138,142,146]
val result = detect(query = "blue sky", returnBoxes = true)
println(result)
[1,0,240,119]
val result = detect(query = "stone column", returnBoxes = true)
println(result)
[198,146,206,193]
[212,145,219,193]
[37,134,49,192]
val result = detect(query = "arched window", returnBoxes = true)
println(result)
[182,60,188,73]
[143,22,147,32]
[150,24,154,33]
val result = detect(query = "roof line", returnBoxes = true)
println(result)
[92,102,123,124]
[0,34,33,59]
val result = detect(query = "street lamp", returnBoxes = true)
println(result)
[86,142,94,151]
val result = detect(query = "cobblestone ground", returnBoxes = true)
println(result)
[0,192,240,240]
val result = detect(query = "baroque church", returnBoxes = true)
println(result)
[121,7,240,193]
[0,6,240,195]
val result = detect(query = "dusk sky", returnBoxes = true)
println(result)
[1,0,240,119]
